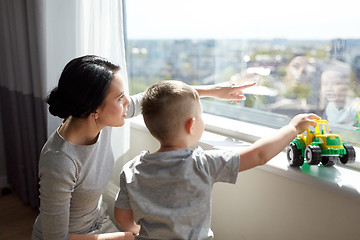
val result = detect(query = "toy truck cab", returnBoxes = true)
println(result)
[287,119,356,167]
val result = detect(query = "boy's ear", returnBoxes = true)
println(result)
[186,117,196,135]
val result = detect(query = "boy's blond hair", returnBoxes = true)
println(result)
[141,80,200,143]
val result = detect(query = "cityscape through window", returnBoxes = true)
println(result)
[124,0,360,147]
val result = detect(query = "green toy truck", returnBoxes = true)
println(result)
[287,119,356,167]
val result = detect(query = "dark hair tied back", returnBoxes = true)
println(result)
[47,87,71,119]
[46,55,120,119]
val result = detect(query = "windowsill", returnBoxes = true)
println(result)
[130,114,360,201]
[202,113,360,200]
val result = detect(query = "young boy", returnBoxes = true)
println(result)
[114,80,319,240]
[320,60,360,126]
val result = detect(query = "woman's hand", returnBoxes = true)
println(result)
[194,81,256,103]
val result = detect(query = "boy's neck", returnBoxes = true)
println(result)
[157,145,189,152]
[157,140,192,152]
[157,130,197,153]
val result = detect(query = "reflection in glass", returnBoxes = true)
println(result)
[124,1,360,146]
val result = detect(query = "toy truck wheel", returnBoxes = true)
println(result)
[287,142,304,167]
[321,156,337,166]
[340,144,356,164]
[305,145,321,165]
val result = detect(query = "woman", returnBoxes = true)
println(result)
[31,55,252,240]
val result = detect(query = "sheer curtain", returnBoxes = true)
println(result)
[77,0,130,164]
[0,0,47,208]
[77,0,130,221]
[77,0,130,151]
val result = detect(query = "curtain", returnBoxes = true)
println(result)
[0,0,128,210]
[77,0,130,163]
[77,0,130,221]
[0,0,47,208]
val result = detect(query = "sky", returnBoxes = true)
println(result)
[126,0,360,40]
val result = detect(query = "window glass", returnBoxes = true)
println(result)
[124,0,360,148]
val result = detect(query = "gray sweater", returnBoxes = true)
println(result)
[32,93,143,240]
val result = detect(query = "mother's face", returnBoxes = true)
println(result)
[287,56,315,83]
[96,72,130,127]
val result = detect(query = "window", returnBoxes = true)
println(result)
[124,1,360,153]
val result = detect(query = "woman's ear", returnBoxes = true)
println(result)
[92,111,99,120]
[185,117,196,135]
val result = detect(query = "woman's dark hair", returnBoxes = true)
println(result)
[46,55,120,119]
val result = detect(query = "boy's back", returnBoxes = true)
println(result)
[114,80,320,239]
[115,147,239,240]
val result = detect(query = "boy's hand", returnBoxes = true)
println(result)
[289,113,320,134]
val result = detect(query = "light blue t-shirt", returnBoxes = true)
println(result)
[115,146,240,240]
[323,98,360,126]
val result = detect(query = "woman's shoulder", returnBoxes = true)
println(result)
[40,147,76,170]
[39,131,77,172]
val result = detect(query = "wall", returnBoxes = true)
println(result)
[211,169,360,240]
[116,121,360,240]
